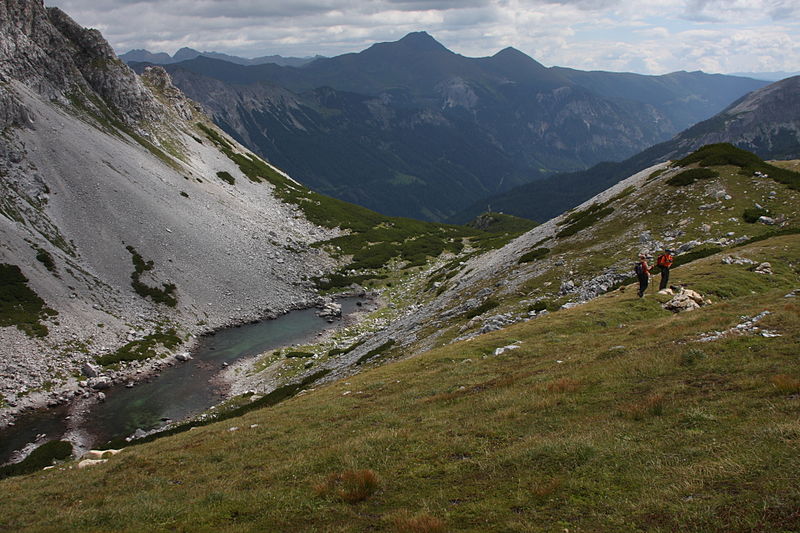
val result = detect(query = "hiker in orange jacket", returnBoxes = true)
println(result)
[656,249,674,291]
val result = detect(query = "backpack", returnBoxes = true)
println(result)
[634,262,644,275]
[657,254,673,268]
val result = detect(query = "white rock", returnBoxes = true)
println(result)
[78,459,107,469]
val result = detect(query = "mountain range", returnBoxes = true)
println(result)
[451,74,800,223]
[130,32,768,221]
[119,47,319,67]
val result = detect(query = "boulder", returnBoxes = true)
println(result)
[82,449,121,460]
[78,459,107,469]
[663,288,710,313]
[81,362,100,378]
[89,376,112,390]
[494,344,520,356]
[722,255,755,265]
[753,262,773,275]
[175,352,192,362]
[318,302,342,318]
[663,293,700,313]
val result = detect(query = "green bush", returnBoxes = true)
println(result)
[285,351,314,358]
[672,247,720,269]
[518,247,550,264]
[96,329,181,366]
[742,207,771,223]
[464,299,500,319]
[0,263,57,337]
[0,441,72,479]
[666,168,718,186]
[126,246,177,307]
[35,249,57,273]
[216,171,235,185]
[557,205,614,238]
[677,143,800,190]
[355,339,396,366]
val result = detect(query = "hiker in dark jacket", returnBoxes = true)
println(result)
[635,253,650,297]
[656,249,674,290]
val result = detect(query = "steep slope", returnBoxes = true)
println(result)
[1,146,798,531]
[0,0,345,421]
[665,75,800,160]
[141,33,766,221]
[453,76,800,224]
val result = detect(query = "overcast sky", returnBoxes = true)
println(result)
[47,0,800,75]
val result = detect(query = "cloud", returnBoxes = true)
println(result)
[46,0,800,74]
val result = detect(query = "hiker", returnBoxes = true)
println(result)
[635,253,650,297]
[656,248,674,290]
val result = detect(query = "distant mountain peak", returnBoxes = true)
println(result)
[396,31,448,52]
[489,46,549,73]
[494,46,526,58]
[173,47,201,61]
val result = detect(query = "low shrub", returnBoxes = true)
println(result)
[742,207,771,223]
[35,249,57,273]
[0,441,72,480]
[126,246,177,307]
[557,205,614,238]
[666,167,718,186]
[518,247,550,264]
[677,143,800,189]
[0,263,57,337]
[285,351,314,359]
[96,329,181,366]
[672,247,720,269]
[355,339,396,366]
[528,300,549,313]
[464,299,499,319]
[216,171,235,185]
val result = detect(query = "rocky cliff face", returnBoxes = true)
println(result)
[0,0,339,422]
[0,0,161,128]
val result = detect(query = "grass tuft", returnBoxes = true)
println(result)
[545,378,582,393]
[313,469,379,503]
[619,393,666,420]
[390,512,447,533]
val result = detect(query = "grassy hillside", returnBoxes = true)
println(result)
[1,234,798,531]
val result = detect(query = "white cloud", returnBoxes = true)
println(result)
[46,0,800,74]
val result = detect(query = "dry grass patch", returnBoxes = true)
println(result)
[313,469,380,503]
[769,374,800,395]
[619,393,667,420]
[544,377,582,393]
[530,476,563,499]
[390,511,447,533]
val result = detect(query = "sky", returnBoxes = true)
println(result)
[46,0,800,75]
